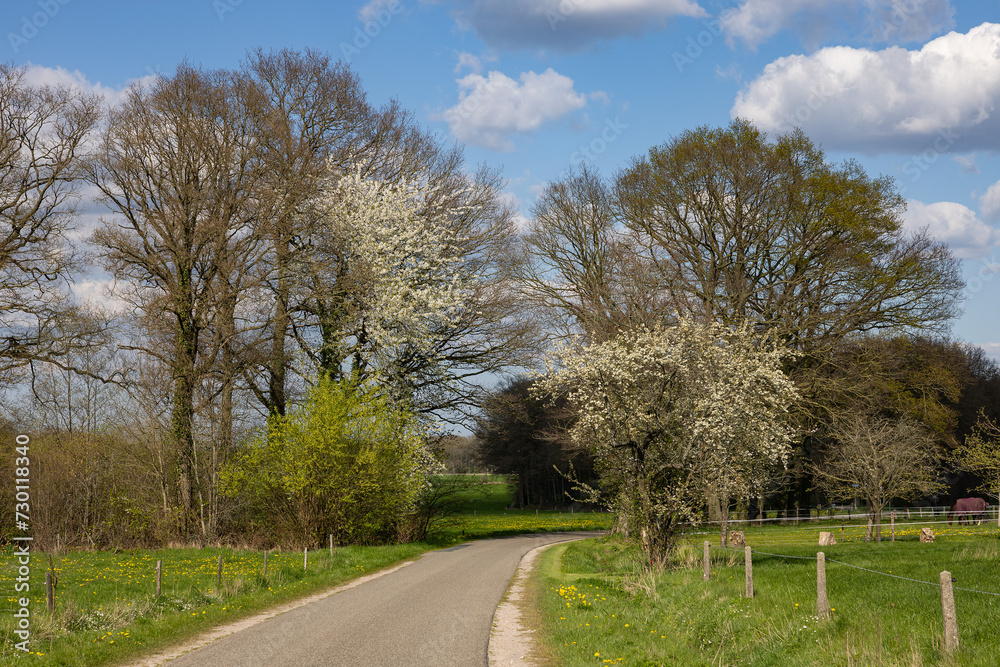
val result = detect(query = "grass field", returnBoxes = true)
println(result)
[0,475,609,665]
[535,520,1000,666]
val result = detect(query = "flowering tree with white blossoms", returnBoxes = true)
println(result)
[306,167,473,406]
[534,318,799,564]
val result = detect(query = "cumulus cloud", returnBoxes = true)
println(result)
[21,63,153,108]
[902,199,1000,260]
[445,0,706,51]
[980,180,1000,222]
[441,68,588,151]
[731,23,1000,152]
[721,0,955,49]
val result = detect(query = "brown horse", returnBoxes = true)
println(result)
[948,497,988,525]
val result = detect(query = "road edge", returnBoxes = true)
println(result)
[488,533,601,666]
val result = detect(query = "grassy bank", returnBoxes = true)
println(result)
[1,476,610,665]
[534,523,1000,666]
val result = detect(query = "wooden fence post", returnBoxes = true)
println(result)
[940,571,959,653]
[217,554,223,588]
[703,541,711,580]
[263,550,268,578]
[817,552,830,620]
[304,547,308,571]
[890,512,896,542]
[46,571,54,613]
[156,560,162,597]
[329,534,334,558]
[744,546,753,598]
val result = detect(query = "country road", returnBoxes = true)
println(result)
[143,532,603,667]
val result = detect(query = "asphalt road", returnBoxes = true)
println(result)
[161,531,603,667]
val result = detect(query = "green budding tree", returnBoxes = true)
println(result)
[952,413,1000,526]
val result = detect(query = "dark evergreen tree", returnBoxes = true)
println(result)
[474,376,594,508]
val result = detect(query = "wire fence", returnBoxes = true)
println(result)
[680,504,999,527]
[708,543,1000,597]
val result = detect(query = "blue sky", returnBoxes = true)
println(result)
[5,0,999,358]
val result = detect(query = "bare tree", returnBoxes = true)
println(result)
[240,48,534,424]
[89,63,266,533]
[0,63,103,386]
[514,166,666,343]
[812,415,944,541]
[236,47,372,418]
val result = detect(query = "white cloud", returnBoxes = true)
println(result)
[953,154,979,174]
[445,0,706,51]
[731,23,1000,152]
[980,181,1000,222]
[721,0,955,49]
[442,68,588,151]
[454,52,482,74]
[71,278,130,315]
[902,199,1000,259]
[21,64,153,108]
[358,0,402,22]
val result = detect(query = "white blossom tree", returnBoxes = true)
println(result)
[534,318,799,563]
[306,167,474,408]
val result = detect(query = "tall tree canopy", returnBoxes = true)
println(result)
[520,120,963,359]
[0,64,103,386]
[90,63,266,529]
[615,119,963,361]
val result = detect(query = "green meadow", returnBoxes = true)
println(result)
[535,520,1000,666]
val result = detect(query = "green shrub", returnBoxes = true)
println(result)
[223,376,435,546]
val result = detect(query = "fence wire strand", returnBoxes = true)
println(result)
[704,543,1000,597]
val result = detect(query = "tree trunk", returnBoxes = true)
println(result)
[172,281,199,535]
[269,234,290,418]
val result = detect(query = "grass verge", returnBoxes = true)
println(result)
[535,524,1000,666]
